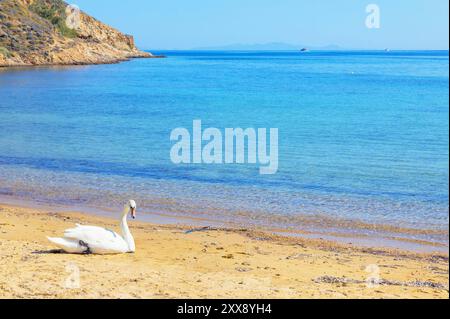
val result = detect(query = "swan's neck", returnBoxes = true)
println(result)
[120,208,135,252]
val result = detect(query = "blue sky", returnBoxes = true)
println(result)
[74,0,449,50]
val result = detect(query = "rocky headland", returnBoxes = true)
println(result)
[0,0,157,67]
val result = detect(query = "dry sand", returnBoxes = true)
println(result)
[0,203,448,299]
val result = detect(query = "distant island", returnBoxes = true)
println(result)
[193,42,343,51]
[0,0,158,67]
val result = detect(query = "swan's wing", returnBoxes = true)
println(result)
[64,225,122,246]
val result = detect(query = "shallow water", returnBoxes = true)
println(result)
[0,51,448,249]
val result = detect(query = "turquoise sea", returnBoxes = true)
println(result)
[0,51,448,251]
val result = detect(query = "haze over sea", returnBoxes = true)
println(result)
[0,50,448,250]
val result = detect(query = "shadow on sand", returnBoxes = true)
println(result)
[32,249,65,255]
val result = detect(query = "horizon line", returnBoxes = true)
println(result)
[143,48,450,52]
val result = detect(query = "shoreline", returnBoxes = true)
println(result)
[0,202,448,298]
[0,54,166,69]
[0,193,447,255]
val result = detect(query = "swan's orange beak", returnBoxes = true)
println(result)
[130,207,136,219]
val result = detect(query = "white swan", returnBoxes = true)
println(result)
[47,200,137,254]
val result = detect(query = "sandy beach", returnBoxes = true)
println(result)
[0,203,448,299]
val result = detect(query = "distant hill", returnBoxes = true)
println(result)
[0,0,153,67]
[193,42,344,51]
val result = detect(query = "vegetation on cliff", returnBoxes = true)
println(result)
[0,0,151,67]
[0,45,11,57]
[30,0,77,38]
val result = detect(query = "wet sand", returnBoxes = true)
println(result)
[0,203,448,299]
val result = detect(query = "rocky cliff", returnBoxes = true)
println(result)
[0,0,153,67]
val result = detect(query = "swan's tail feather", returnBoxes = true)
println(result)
[47,237,84,253]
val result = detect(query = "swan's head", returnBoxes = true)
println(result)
[128,200,137,219]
